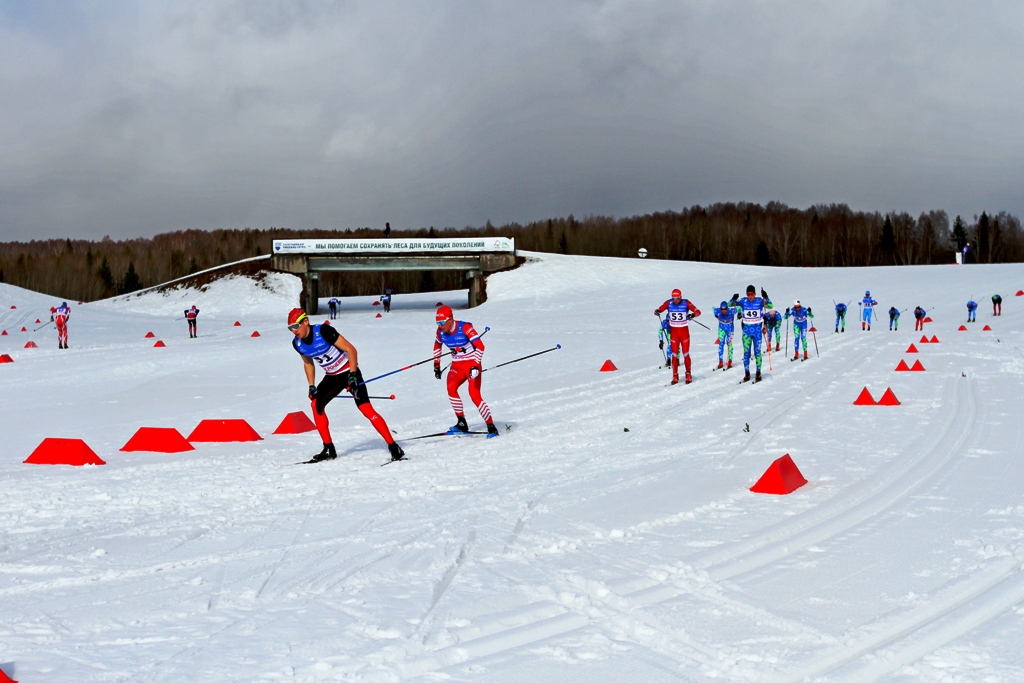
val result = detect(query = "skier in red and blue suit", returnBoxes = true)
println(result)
[654,289,701,384]
[433,305,499,437]
[50,301,71,349]
[860,291,877,331]
[288,308,404,462]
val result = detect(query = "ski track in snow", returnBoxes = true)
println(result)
[3,256,1024,681]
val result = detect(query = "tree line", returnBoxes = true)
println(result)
[1,203,1021,302]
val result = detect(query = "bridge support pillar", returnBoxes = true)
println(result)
[304,271,319,316]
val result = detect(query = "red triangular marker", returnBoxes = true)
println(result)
[906,344,918,353]
[251,331,261,337]
[0,353,14,363]
[983,325,991,331]
[877,388,901,405]
[35,319,40,323]
[920,335,929,343]
[958,324,968,331]
[24,438,105,466]
[923,317,933,323]
[750,454,807,494]
[910,360,925,371]
[0,666,17,682]
[145,331,155,338]
[273,411,317,434]
[121,427,195,453]
[372,300,380,306]
[895,359,911,371]
[930,335,940,343]
[854,387,876,405]
[1016,290,1024,296]
[187,419,263,442]
[809,327,817,333]
[600,360,618,371]
[1,330,7,335]
[153,340,166,347]
[20,327,26,332]
[234,321,241,326]
[375,313,382,318]
[24,341,37,348]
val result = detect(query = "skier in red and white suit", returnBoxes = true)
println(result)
[433,305,499,437]
[50,301,71,349]
[654,289,701,384]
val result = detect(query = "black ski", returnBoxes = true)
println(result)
[295,455,337,465]
[405,430,488,441]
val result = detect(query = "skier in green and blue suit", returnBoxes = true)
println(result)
[713,301,736,369]
[657,317,672,367]
[763,303,782,352]
[736,285,770,383]
[785,300,814,361]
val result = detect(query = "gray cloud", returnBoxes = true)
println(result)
[1,0,1022,240]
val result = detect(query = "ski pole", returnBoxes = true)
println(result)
[342,394,396,400]
[34,320,54,331]
[811,325,819,358]
[689,317,711,331]
[481,344,561,373]
[766,327,772,371]
[358,327,489,386]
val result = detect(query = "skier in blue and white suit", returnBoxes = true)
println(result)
[784,301,814,361]
[966,299,978,323]
[860,291,878,331]
[736,284,770,383]
[713,301,736,369]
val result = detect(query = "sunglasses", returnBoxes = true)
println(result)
[287,320,306,331]
[436,320,448,327]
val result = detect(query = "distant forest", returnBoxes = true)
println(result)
[1,202,1021,302]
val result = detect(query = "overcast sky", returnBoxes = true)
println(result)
[1,1,1022,241]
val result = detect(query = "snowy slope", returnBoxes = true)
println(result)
[1,253,1023,682]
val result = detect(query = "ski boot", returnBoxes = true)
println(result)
[671,375,679,385]
[803,351,809,361]
[446,415,469,435]
[775,343,780,352]
[726,360,732,369]
[743,370,751,382]
[717,360,723,369]
[755,370,762,382]
[793,352,799,361]
[685,373,692,385]
[388,441,405,461]
[486,423,499,439]
[311,442,337,462]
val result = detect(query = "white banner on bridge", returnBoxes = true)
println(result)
[273,237,515,255]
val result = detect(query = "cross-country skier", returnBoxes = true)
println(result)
[834,301,848,333]
[184,305,199,338]
[967,299,978,323]
[657,316,672,367]
[381,287,393,313]
[764,303,782,352]
[962,243,971,263]
[914,306,927,331]
[713,301,735,370]
[785,301,813,361]
[888,306,901,331]
[992,294,1002,316]
[860,291,877,331]
[434,305,499,437]
[736,285,770,382]
[328,297,340,319]
[50,301,71,349]
[289,308,405,462]
[654,289,701,385]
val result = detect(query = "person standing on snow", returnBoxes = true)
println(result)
[914,306,927,331]
[50,301,71,349]
[657,316,672,368]
[654,288,701,385]
[737,285,770,383]
[328,297,340,320]
[834,301,848,333]
[992,294,1002,316]
[713,301,735,370]
[967,299,978,323]
[434,305,499,437]
[784,301,814,361]
[888,306,901,331]
[381,287,393,313]
[184,305,199,338]
[763,303,782,352]
[860,291,877,331]
[289,308,405,462]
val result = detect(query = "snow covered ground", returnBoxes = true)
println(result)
[1,253,1023,682]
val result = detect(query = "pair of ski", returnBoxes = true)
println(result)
[296,428,494,466]
[740,373,763,385]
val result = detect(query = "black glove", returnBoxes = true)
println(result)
[347,374,360,394]
[808,307,812,314]
[659,340,664,350]
[785,307,790,315]
[761,288,768,300]
[434,365,442,380]
[308,385,317,400]
[731,293,739,301]
[654,309,661,316]
[686,312,694,320]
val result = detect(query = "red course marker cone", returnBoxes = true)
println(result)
[923,317,933,323]
[920,335,929,343]
[930,335,939,343]
[906,343,918,353]
[24,341,37,348]
[910,360,925,371]
[854,387,876,405]
[233,321,241,326]
[9,305,15,309]
[187,419,263,442]
[599,360,618,372]
[0,353,14,363]
[24,438,105,466]
[20,327,26,332]
[809,327,817,333]
[1,330,7,335]
[750,454,807,494]
[34,319,40,323]
[375,313,382,318]
[895,359,911,371]
[273,411,317,434]
[1016,290,1024,296]
[372,300,380,306]
[121,427,196,453]
[251,331,261,337]
[983,325,992,331]
[153,340,166,347]
[877,388,901,405]
[0,665,18,682]
[958,324,968,331]
[145,331,155,338]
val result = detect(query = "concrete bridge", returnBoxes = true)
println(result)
[271,237,517,314]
